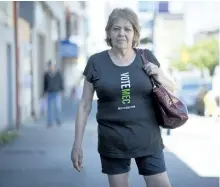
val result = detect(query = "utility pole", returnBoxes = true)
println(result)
[151,1,158,53]
[13,1,20,130]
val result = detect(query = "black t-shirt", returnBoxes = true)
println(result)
[83,49,164,158]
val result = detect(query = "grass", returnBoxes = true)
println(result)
[0,130,19,145]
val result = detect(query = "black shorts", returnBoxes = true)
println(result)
[100,151,166,176]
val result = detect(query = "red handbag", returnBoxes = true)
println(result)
[139,49,189,129]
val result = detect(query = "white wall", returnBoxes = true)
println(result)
[87,0,106,54]
[32,2,66,118]
[32,2,52,118]
[44,1,66,39]
[154,14,185,71]
[0,25,16,131]
[18,18,32,123]
[184,1,220,45]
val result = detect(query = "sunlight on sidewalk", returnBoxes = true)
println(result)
[162,130,220,178]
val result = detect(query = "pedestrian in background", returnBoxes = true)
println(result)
[71,8,175,187]
[43,61,64,128]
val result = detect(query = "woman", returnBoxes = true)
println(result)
[71,8,175,187]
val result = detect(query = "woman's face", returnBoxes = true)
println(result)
[109,18,134,50]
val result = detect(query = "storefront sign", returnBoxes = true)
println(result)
[59,40,79,58]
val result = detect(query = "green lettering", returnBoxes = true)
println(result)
[121,89,130,104]
[122,89,130,96]
[122,98,130,104]
[120,72,132,106]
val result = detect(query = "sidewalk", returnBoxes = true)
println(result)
[0,99,219,187]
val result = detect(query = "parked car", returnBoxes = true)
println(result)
[177,79,203,110]
[176,77,212,113]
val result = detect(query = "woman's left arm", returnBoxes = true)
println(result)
[143,49,177,93]
[155,68,176,93]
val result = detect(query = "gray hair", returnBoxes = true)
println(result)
[105,8,141,47]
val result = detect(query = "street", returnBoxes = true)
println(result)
[0,99,219,187]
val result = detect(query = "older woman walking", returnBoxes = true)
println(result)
[71,8,174,187]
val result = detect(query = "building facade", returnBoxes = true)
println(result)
[0,2,16,131]
[31,1,66,119]
[18,1,66,121]
[0,1,66,131]
[62,2,89,97]
[154,13,185,71]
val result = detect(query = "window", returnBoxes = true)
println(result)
[71,13,78,35]
[140,19,153,28]
[138,1,156,12]
[158,1,169,13]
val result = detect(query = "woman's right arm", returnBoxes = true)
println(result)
[73,78,95,148]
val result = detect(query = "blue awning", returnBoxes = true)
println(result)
[59,40,79,58]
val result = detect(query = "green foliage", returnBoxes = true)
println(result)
[171,59,188,71]
[140,37,152,44]
[171,37,218,75]
[0,131,19,145]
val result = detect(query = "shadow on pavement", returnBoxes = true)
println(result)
[164,149,219,187]
[0,98,218,187]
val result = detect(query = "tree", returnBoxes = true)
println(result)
[171,45,191,71]
[171,37,218,76]
[189,37,218,75]
[140,37,152,44]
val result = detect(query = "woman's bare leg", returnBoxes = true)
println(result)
[108,173,129,187]
[143,171,172,187]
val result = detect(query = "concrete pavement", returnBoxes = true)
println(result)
[0,99,219,187]
[162,115,220,178]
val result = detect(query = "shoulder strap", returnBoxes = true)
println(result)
[137,49,149,67]
[137,48,159,88]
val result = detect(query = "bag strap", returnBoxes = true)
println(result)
[138,49,149,67]
[138,49,158,88]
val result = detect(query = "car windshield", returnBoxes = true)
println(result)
[180,78,212,91]
[182,84,201,90]
[180,78,201,88]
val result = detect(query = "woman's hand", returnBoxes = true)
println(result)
[71,146,83,172]
[143,62,160,79]
[144,62,176,93]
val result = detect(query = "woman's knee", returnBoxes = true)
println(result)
[143,171,172,187]
[108,173,129,187]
